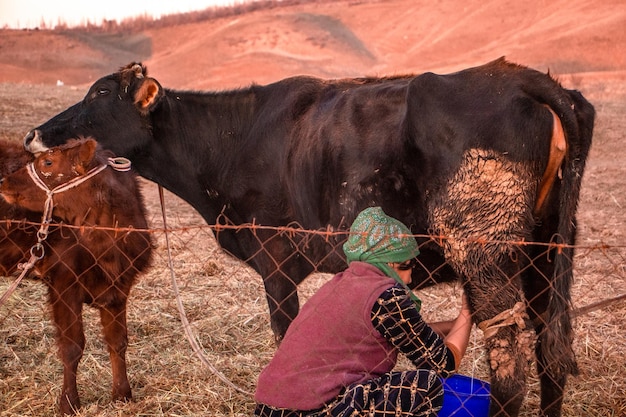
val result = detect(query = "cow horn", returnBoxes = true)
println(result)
[131,64,144,79]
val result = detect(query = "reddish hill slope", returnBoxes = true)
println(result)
[0,0,624,89]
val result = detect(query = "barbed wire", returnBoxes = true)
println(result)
[1,216,624,415]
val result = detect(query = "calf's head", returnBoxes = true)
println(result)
[0,138,99,212]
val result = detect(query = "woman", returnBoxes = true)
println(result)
[254,206,472,416]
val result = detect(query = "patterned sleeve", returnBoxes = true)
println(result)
[371,285,456,376]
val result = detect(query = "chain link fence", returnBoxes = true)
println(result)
[1,184,625,416]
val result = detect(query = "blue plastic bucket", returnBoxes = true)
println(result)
[439,374,490,417]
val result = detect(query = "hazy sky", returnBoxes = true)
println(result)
[0,0,253,29]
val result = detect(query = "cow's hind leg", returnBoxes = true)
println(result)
[464,266,534,417]
[99,300,132,403]
[536,340,567,417]
[49,286,85,415]
[523,248,575,417]
[428,148,540,416]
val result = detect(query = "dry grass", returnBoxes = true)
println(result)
[1,71,625,416]
[1,204,624,416]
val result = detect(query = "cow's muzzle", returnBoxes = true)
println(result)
[24,129,49,154]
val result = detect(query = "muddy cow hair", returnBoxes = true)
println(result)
[0,138,153,415]
[24,58,594,417]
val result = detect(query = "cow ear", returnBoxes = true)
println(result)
[134,78,163,114]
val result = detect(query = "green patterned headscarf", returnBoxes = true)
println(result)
[343,206,421,309]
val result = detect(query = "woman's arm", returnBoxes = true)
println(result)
[443,294,472,364]
[372,288,473,373]
[429,295,472,369]
[428,320,455,338]
[371,286,466,375]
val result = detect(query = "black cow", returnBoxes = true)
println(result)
[24,58,594,417]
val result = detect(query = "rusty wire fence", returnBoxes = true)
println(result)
[1,189,625,416]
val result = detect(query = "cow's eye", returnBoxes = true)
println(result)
[97,87,110,96]
[43,159,53,167]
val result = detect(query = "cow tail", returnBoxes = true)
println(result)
[544,88,594,376]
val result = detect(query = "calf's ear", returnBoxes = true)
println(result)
[78,139,98,164]
[134,78,163,115]
[72,139,98,174]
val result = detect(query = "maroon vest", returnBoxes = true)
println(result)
[255,262,397,410]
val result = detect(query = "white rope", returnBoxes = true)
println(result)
[158,185,252,396]
[478,301,528,338]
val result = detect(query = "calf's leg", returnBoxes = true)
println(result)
[99,301,132,402]
[49,287,85,415]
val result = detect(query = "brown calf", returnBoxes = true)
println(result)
[0,138,153,415]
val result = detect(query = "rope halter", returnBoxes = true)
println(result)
[0,155,131,307]
[25,156,132,259]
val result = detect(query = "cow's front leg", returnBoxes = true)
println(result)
[254,232,313,344]
[263,269,300,344]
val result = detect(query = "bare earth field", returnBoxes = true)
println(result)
[0,0,625,416]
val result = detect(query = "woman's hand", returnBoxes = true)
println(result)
[443,292,473,370]
[427,293,472,338]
